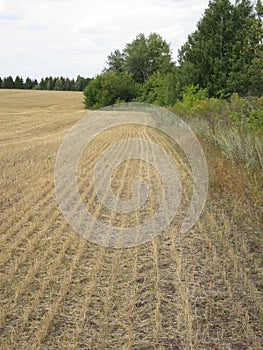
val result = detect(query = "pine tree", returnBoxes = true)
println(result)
[178,0,234,96]
[227,0,262,95]
[14,76,24,89]
[24,77,33,89]
[46,77,55,90]
[178,0,263,97]
[2,76,14,89]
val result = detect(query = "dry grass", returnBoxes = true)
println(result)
[0,89,262,349]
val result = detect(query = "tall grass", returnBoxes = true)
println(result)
[172,90,263,170]
[211,127,263,169]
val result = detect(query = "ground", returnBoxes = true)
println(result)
[0,90,262,349]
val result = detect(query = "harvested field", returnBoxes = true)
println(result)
[0,90,262,349]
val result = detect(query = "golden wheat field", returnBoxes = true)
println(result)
[0,89,262,350]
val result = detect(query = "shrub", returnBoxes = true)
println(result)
[172,93,263,169]
[84,72,135,109]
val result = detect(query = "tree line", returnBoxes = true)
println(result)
[0,75,91,92]
[84,0,263,109]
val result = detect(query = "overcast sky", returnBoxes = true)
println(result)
[0,0,217,79]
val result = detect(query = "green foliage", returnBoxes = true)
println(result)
[106,49,125,74]
[179,0,234,96]
[249,110,263,128]
[134,67,182,106]
[224,93,263,129]
[172,93,263,169]
[74,75,91,91]
[54,77,66,91]
[178,0,263,97]
[14,76,24,89]
[106,33,173,83]
[173,90,262,130]
[161,69,182,106]
[24,77,33,89]
[84,72,135,109]
[181,84,208,109]
[2,76,14,89]
[0,75,91,91]
[172,85,208,118]
[135,72,166,105]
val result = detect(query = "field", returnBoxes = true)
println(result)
[0,90,262,349]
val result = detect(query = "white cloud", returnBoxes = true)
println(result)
[0,0,213,79]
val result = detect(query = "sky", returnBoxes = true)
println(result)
[0,0,214,80]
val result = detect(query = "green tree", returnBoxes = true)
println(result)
[227,0,263,95]
[46,77,55,90]
[178,0,263,97]
[54,77,66,91]
[2,76,14,89]
[65,78,72,91]
[107,49,125,73]
[14,76,24,89]
[160,67,182,106]
[84,72,135,109]
[24,77,33,89]
[135,72,166,105]
[39,78,46,90]
[123,33,173,83]
[178,0,234,97]
[134,70,181,106]
[247,0,263,95]
[32,79,38,89]
[75,75,91,91]
[106,33,173,83]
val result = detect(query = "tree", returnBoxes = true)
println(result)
[54,77,66,91]
[75,75,90,91]
[106,33,173,83]
[178,0,234,97]
[14,76,24,89]
[2,76,14,89]
[46,77,55,90]
[247,0,263,95]
[161,68,182,106]
[123,33,173,83]
[38,78,46,90]
[134,69,181,106]
[65,78,72,91]
[178,0,263,97]
[24,77,33,89]
[84,72,135,109]
[107,49,125,73]
[32,79,38,89]
[135,72,166,105]
[226,0,263,95]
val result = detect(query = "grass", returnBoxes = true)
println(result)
[172,92,263,171]
[0,89,262,349]
[185,117,263,170]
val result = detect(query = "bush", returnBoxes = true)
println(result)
[172,84,209,118]
[84,72,135,109]
[172,92,263,169]
[134,72,166,105]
